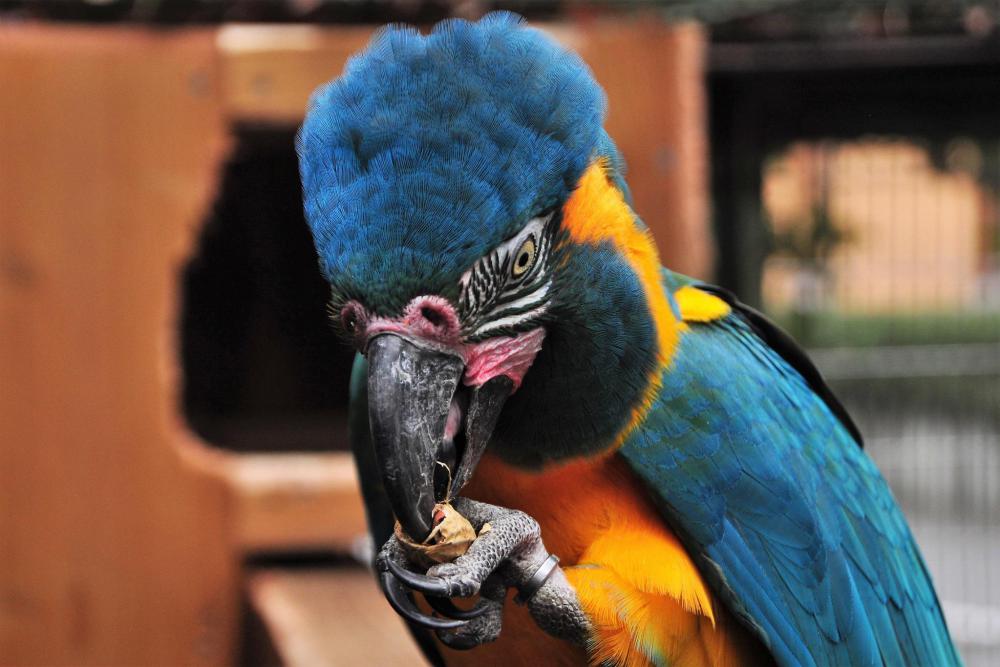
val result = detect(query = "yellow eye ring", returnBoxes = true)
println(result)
[511,235,537,278]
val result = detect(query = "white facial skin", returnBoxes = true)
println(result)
[458,212,556,339]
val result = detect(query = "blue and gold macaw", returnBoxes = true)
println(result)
[298,13,961,667]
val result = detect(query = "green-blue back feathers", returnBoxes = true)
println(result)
[620,286,962,667]
[297,13,606,313]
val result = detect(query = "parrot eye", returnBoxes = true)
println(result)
[458,210,558,339]
[511,235,537,279]
[340,302,364,337]
[327,298,368,349]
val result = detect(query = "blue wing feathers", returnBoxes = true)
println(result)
[619,285,961,666]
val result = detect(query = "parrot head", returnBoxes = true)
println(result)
[298,13,672,541]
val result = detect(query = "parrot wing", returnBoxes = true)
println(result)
[618,279,961,667]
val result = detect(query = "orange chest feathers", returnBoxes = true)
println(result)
[435,453,766,667]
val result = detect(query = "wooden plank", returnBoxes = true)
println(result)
[0,26,237,666]
[217,24,373,122]
[224,452,367,553]
[246,568,428,666]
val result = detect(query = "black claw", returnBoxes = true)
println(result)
[386,559,453,596]
[438,632,482,651]
[379,572,467,630]
[426,596,490,620]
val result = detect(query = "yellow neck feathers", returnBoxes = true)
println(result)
[560,159,680,444]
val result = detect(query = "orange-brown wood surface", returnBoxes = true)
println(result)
[575,19,712,279]
[0,27,237,666]
[247,568,427,666]
[226,452,366,553]
[218,24,373,122]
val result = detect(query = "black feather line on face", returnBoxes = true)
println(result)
[458,210,560,337]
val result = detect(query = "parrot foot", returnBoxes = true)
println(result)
[376,497,591,649]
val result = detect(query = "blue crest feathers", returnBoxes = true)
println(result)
[297,12,607,312]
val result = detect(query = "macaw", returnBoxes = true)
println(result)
[297,13,961,667]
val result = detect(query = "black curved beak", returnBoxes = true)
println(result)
[366,334,512,543]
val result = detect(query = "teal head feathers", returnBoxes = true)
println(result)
[298,12,606,313]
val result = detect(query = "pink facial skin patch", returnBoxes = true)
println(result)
[462,327,546,391]
[362,295,464,348]
[347,295,547,392]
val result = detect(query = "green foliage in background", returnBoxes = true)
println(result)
[772,310,1000,348]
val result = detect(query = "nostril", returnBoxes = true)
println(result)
[420,305,446,328]
[405,296,458,337]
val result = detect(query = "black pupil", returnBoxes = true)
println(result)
[518,252,529,267]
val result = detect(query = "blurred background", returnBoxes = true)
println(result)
[1,1,997,665]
